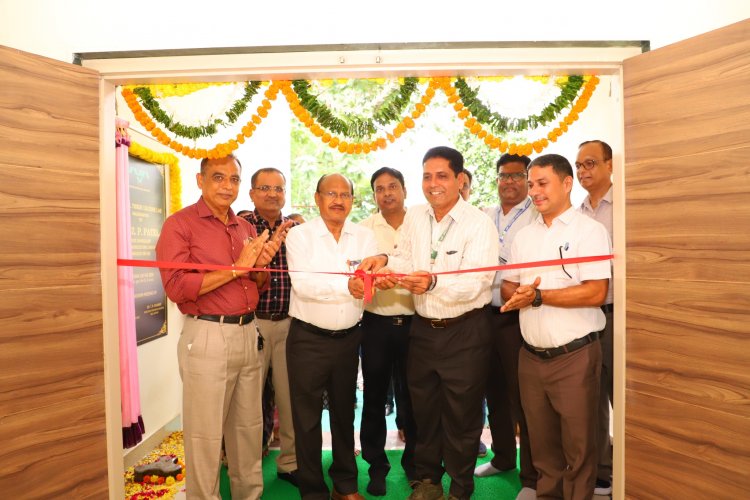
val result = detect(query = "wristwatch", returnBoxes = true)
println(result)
[531,288,543,308]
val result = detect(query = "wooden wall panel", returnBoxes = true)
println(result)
[0,45,107,497]
[624,19,750,498]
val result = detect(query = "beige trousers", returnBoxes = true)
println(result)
[178,317,264,500]
[256,317,297,473]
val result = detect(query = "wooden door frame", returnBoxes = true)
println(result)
[87,43,640,499]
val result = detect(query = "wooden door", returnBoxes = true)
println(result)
[0,45,107,497]
[624,19,750,498]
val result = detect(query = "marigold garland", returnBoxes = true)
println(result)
[131,82,262,140]
[122,82,280,160]
[291,77,419,139]
[454,76,584,135]
[437,75,600,155]
[124,82,233,98]
[120,75,599,158]
[280,78,437,155]
[128,141,182,214]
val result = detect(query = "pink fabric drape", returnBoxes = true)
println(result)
[116,118,145,448]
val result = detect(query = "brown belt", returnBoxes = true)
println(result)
[415,306,484,329]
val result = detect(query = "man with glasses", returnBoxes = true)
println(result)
[242,168,298,486]
[156,154,281,499]
[286,173,377,500]
[475,154,539,500]
[576,140,614,496]
[357,147,499,500]
[501,154,611,500]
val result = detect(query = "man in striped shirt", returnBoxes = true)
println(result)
[358,146,499,500]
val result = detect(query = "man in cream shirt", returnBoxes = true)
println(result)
[358,167,417,497]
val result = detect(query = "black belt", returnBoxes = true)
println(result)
[255,312,289,321]
[601,304,614,313]
[293,318,359,338]
[523,331,601,360]
[190,312,255,325]
[416,306,484,329]
[363,310,412,326]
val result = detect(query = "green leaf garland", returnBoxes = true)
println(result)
[292,78,419,140]
[132,81,262,140]
[454,76,584,135]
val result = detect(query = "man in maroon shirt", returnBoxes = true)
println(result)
[156,154,281,500]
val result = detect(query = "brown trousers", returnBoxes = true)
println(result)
[519,340,601,500]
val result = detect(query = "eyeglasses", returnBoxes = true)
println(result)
[497,172,526,182]
[319,191,353,201]
[254,185,285,194]
[207,173,241,185]
[574,159,608,170]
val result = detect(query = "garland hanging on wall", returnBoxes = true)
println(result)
[128,141,182,214]
[120,75,599,158]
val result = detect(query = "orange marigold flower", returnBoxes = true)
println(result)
[533,141,543,153]
[346,143,355,154]
[252,115,262,124]
[411,110,421,119]
[508,143,517,155]
[258,108,268,118]
[387,133,395,143]
[329,137,340,148]
[363,143,371,154]
[404,117,415,129]
[415,103,426,113]
[453,102,464,112]
[377,138,387,149]
[447,94,459,103]
[477,129,487,139]
[484,136,493,146]
[322,133,331,143]
[465,117,476,127]
[354,143,362,154]
[338,142,347,153]
[470,123,481,134]
[457,109,470,119]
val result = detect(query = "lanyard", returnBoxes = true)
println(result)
[496,198,532,245]
[429,217,455,265]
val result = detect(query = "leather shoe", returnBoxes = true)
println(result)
[277,470,298,487]
[331,489,365,500]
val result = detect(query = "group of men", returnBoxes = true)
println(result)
[155,140,615,500]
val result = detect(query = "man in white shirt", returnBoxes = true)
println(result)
[576,139,614,496]
[475,154,539,500]
[358,146,499,500]
[502,154,611,500]
[358,167,417,496]
[286,173,377,500]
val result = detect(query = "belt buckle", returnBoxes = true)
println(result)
[239,315,249,326]
[430,318,446,329]
[394,317,403,326]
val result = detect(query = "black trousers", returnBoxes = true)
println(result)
[360,311,416,481]
[486,309,538,488]
[408,307,492,499]
[287,319,362,500]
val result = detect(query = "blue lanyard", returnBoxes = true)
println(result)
[496,198,532,245]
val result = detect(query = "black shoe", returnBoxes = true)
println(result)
[278,470,299,487]
[367,475,387,496]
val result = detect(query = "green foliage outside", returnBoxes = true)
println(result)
[289,80,530,220]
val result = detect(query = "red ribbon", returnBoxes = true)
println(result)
[118,254,614,304]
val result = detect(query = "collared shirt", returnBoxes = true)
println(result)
[286,216,377,330]
[155,197,266,316]
[579,185,614,305]
[241,209,297,315]
[359,211,415,316]
[388,198,498,319]
[503,207,611,348]
[484,197,538,306]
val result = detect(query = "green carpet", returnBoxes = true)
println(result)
[221,449,521,499]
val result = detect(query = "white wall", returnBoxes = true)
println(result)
[0,1,748,64]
